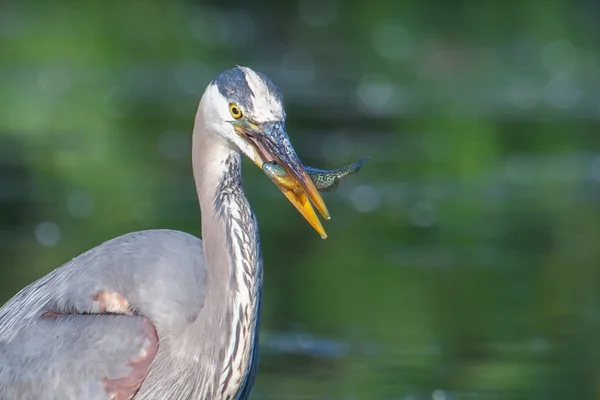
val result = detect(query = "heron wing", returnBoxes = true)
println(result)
[0,313,158,400]
[0,229,208,400]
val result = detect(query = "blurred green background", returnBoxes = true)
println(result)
[1,0,600,398]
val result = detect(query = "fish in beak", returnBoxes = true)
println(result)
[262,156,370,193]
[233,120,330,239]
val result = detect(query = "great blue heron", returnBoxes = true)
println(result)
[0,66,334,399]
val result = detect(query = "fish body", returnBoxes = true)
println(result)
[262,157,370,193]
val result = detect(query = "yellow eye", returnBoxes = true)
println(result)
[229,103,243,119]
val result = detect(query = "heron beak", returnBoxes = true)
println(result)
[234,121,330,239]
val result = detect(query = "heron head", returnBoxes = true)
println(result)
[199,66,330,238]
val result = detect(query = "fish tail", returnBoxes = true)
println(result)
[337,156,371,177]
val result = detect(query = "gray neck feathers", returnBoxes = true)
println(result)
[186,127,263,399]
[213,153,263,399]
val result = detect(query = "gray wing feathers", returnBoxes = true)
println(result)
[1,229,207,340]
[0,314,158,400]
[0,229,208,399]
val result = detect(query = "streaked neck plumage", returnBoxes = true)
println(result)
[185,108,263,399]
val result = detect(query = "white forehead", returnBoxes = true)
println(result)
[239,66,284,121]
[200,83,229,121]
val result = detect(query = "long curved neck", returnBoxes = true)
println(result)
[190,123,263,399]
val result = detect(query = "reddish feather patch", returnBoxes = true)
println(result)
[39,291,158,399]
[103,317,159,400]
[92,291,133,315]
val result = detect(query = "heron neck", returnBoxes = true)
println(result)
[192,129,263,297]
[191,127,263,398]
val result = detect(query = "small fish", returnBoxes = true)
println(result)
[263,157,370,193]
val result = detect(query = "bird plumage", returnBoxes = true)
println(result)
[0,66,303,399]
[0,229,209,399]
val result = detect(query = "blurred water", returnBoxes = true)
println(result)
[1,1,600,399]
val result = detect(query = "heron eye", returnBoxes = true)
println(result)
[229,104,243,119]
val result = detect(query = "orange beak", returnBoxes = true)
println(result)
[234,121,330,239]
